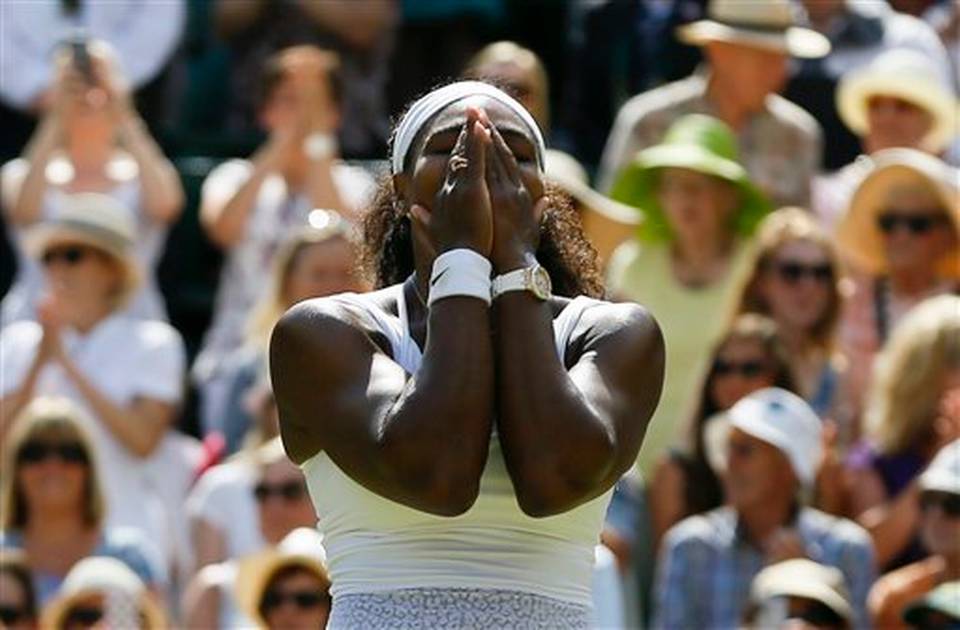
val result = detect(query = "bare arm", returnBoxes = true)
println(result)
[117,114,184,224]
[294,0,397,50]
[3,117,59,226]
[191,517,227,571]
[181,568,222,630]
[847,466,920,568]
[0,349,52,436]
[649,456,688,548]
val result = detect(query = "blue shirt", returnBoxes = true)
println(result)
[653,506,875,630]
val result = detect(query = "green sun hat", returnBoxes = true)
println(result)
[610,113,773,243]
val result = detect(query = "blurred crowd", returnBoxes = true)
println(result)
[0,0,959,628]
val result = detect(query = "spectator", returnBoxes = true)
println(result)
[789,0,952,171]
[0,398,165,608]
[596,0,828,207]
[0,194,195,569]
[813,48,959,230]
[193,45,375,433]
[0,549,38,630]
[845,295,960,571]
[1,40,184,324]
[732,208,855,438]
[234,528,331,630]
[653,388,875,629]
[837,149,959,411]
[648,314,796,547]
[39,557,166,630]
[183,438,315,629]
[869,439,960,629]
[607,113,771,477]
[902,580,960,629]
[744,558,854,630]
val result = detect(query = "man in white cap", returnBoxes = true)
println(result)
[869,439,960,630]
[596,0,829,208]
[653,388,874,630]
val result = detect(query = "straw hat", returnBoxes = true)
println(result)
[24,192,141,305]
[837,48,959,154]
[610,114,772,243]
[40,556,166,630]
[837,148,960,278]
[235,527,329,628]
[751,559,854,624]
[677,0,830,59]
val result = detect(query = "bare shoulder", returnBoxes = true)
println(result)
[576,300,663,354]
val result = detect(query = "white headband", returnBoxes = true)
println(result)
[390,80,546,175]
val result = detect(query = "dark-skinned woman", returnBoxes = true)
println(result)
[269,81,665,628]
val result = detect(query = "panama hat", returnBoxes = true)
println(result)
[837,148,960,278]
[677,0,830,59]
[837,48,959,154]
[24,192,141,305]
[751,559,854,624]
[902,581,960,626]
[40,556,166,630]
[610,114,772,243]
[235,528,330,628]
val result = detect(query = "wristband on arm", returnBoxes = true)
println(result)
[427,248,492,307]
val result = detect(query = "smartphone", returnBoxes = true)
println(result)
[69,36,95,84]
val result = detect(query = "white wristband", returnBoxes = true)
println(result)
[427,248,492,307]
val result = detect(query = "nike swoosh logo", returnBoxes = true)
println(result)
[431,268,449,286]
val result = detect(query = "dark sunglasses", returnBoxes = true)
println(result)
[17,441,88,465]
[788,600,846,627]
[0,605,29,625]
[772,260,833,285]
[253,480,306,502]
[713,359,770,379]
[877,211,948,236]
[920,491,960,518]
[41,245,93,267]
[63,605,103,627]
[261,589,327,611]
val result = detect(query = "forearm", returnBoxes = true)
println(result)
[859,484,920,568]
[0,351,49,432]
[8,116,59,225]
[118,113,184,223]
[202,148,277,248]
[304,157,351,218]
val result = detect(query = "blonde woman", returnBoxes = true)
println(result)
[732,208,855,438]
[845,295,960,570]
[0,398,164,608]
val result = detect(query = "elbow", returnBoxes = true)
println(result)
[422,473,482,517]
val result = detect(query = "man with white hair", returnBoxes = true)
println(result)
[653,388,875,629]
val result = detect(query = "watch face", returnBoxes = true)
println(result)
[531,266,552,300]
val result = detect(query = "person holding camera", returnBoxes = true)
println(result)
[1,39,183,324]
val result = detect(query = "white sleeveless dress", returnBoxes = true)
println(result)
[300,283,614,629]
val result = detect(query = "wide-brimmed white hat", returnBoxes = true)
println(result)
[751,559,853,623]
[677,0,830,59]
[837,148,960,278]
[919,439,960,496]
[24,192,141,305]
[837,48,959,153]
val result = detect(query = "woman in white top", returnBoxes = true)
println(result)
[0,39,183,323]
[269,81,665,628]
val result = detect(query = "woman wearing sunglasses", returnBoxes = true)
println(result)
[647,314,796,547]
[838,148,959,413]
[0,398,164,609]
[732,208,855,440]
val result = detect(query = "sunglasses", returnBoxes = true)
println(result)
[253,480,306,502]
[63,605,103,627]
[17,441,88,465]
[921,491,960,518]
[0,605,29,625]
[788,600,846,627]
[713,359,770,379]
[877,211,948,236]
[772,260,833,285]
[261,589,327,612]
[41,245,94,267]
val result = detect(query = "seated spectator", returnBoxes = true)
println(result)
[869,439,960,629]
[596,0,829,207]
[732,208,856,438]
[607,113,771,477]
[39,557,166,630]
[234,528,331,630]
[845,295,960,571]
[813,48,959,230]
[745,558,854,629]
[902,580,960,629]
[0,40,184,323]
[0,549,37,630]
[183,438,316,629]
[838,149,959,407]
[0,398,165,608]
[648,314,796,547]
[193,45,375,433]
[653,388,875,629]
[0,195,195,567]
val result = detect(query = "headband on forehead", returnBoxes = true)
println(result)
[390,80,546,176]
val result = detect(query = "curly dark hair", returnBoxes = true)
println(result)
[360,175,604,298]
